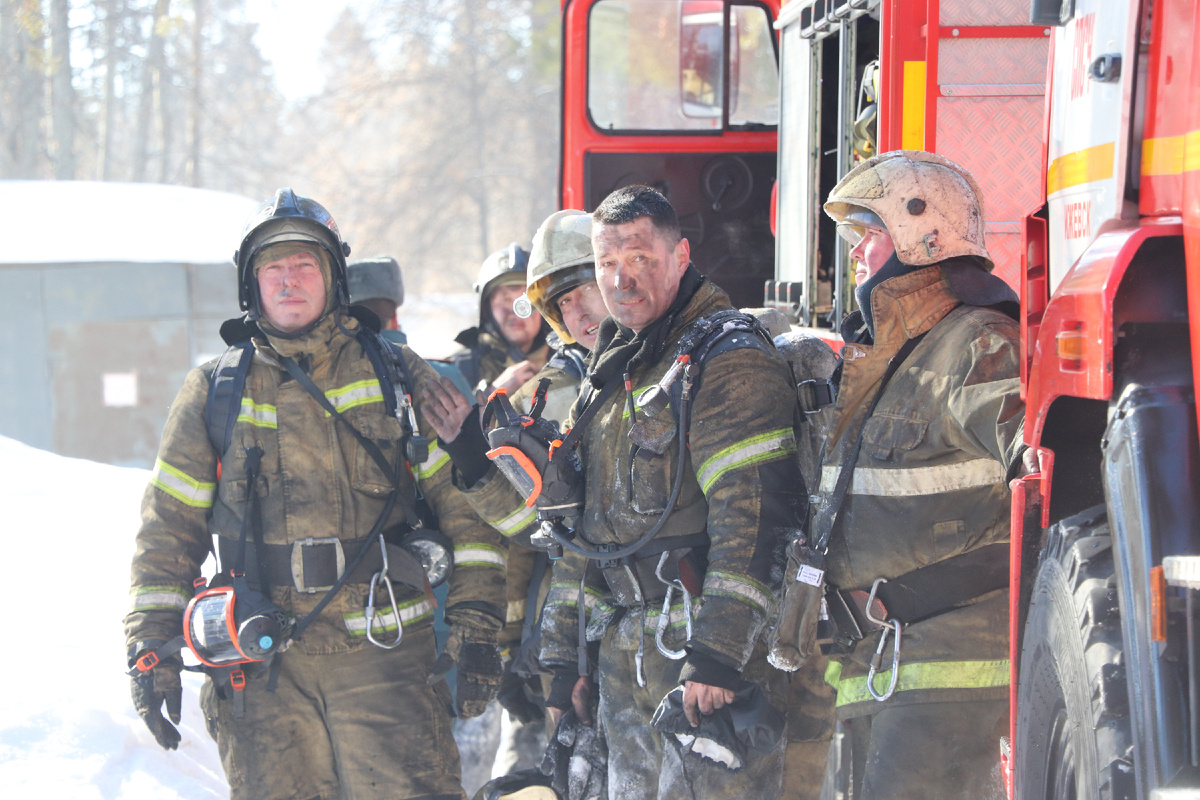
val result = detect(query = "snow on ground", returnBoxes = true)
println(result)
[0,436,225,798]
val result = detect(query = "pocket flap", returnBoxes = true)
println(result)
[861,415,927,461]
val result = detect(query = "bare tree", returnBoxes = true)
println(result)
[48,0,76,179]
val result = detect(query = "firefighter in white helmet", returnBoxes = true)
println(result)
[421,211,611,786]
[811,151,1026,799]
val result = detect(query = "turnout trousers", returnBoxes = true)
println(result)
[199,626,464,800]
[596,617,787,800]
[845,698,1008,800]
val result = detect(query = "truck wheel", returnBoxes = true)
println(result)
[1015,505,1135,800]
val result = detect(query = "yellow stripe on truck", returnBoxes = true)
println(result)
[902,61,926,151]
[1047,142,1115,195]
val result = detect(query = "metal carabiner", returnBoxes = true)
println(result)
[864,578,901,701]
[365,535,403,649]
[653,552,693,660]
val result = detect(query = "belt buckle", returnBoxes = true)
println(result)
[291,537,345,594]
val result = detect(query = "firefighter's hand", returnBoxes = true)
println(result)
[549,676,592,727]
[130,657,183,750]
[431,612,505,719]
[492,360,539,395]
[420,376,474,443]
[682,680,735,728]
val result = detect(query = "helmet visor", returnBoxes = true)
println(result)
[834,208,888,248]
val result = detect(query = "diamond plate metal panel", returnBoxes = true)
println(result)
[984,231,1023,292]
[940,0,1030,26]
[939,38,1049,86]
[936,96,1045,224]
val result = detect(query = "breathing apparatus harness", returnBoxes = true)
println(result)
[482,308,776,684]
[130,312,448,713]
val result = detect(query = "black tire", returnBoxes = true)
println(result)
[1015,505,1135,800]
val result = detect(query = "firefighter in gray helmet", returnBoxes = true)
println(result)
[808,152,1027,800]
[348,255,405,330]
[420,211,611,783]
[451,244,552,394]
[125,189,507,800]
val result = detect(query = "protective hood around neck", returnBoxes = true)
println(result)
[853,251,911,339]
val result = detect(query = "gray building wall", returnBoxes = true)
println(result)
[0,260,238,468]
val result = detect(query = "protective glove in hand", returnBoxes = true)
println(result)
[496,662,545,725]
[130,656,183,750]
[429,622,504,719]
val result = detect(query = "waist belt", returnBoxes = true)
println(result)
[217,535,427,595]
[593,532,709,569]
[825,542,1009,641]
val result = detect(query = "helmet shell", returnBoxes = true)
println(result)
[824,150,992,269]
[525,210,595,344]
[473,243,530,325]
[234,188,352,316]
[348,256,404,308]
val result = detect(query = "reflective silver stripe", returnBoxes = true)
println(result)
[488,503,536,537]
[545,581,599,612]
[129,585,190,613]
[325,379,383,413]
[697,428,797,494]
[344,596,436,634]
[236,399,277,429]
[415,440,450,479]
[151,459,216,508]
[820,458,1006,498]
[454,544,507,569]
[704,571,773,614]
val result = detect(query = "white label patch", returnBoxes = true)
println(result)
[797,565,824,586]
[103,372,138,407]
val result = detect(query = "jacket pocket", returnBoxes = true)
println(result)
[348,410,406,498]
[862,415,928,461]
[217,442,270,504]
[628,443,671,514]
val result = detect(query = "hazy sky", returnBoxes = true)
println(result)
[245,0,352,100]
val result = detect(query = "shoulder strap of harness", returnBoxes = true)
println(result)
[665,309,777,426]
[204,340,255,457]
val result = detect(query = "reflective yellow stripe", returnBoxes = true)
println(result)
[643,601,692,633]
[454,543,507,569]
[697,428,796,495]
[324,379,383,413]
[236,398,277,429]
[151,459,216,508]
[826,658,1009,707]
[704,571,773,615]
[1186,130,1200,173]
[545,581,601,612]
[415,440,449,479]
[902,61,926,150]
[129,585,190,613]
[343,596,436,634]
[1047,142,1115,195]
[819,457,1005,498]
[1142,135,1186,177]
[488,502,537,537]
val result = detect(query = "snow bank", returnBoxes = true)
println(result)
[0,437,224,798]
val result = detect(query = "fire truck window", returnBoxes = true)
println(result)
[728,4,779,127]
[588,0,721,131]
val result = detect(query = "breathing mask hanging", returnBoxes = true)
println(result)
[183,573,292,668]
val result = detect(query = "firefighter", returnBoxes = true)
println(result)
[815,151,1025,799]
[421,210,609,780]
[537,186,804,798]
[451,244,552,395]
[124,189,507,800]
[349,255,473,397]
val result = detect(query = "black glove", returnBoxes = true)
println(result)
[430,613,504,719]
[496,662,545,725]
[129,645,183,751]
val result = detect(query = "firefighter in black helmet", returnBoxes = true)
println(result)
[451,244,551,394]
[125,189,507,800]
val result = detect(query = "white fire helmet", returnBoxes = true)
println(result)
[824,150,993,270]
[518,210,595,345]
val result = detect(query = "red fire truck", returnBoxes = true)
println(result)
[557,0,1200,797]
